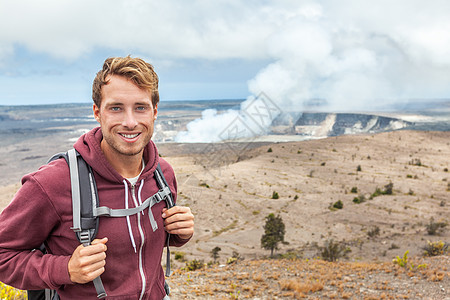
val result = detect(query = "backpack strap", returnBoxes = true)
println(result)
[155,163,175,277]
[66,149,107,299]
[91,163,175,278]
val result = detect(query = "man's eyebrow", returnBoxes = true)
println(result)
[104,101,124,106]
[134,102,152,107]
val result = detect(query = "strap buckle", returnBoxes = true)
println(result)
[79,230,91,246]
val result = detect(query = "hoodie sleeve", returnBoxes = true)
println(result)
[0,173,72,290]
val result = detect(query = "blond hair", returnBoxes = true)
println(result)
[92,56,159,107]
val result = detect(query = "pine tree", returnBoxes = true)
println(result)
[261,213,286,257]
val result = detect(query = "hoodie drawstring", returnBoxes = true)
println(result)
[137,179,145,215]
[123,179,146,253]
[123,180,137,253]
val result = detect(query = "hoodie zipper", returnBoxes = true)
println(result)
[131,184,146,300]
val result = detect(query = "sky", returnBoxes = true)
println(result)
[1,0,450,111]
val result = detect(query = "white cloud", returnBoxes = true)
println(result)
[1,0,450,111]
[0,0,284,60]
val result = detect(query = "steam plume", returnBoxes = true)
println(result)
[176,1,450,142]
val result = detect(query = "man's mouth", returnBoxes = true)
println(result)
[120,133,140,139]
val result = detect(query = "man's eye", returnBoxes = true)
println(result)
[136,106,147,111]
[110,107,121,111]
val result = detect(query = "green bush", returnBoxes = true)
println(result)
[271,191,279,199]
[371,182,393,198]
[350,187,358,193]
[333,200,343,209]
[353,194,366,204]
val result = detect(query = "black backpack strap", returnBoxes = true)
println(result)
[66,149,107,299]
[154,163,175,278]
[155,163,174,209]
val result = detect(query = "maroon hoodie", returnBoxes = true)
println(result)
[0,127,189,299]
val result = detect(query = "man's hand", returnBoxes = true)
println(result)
[68,237,108,284]
[162,206,194,240]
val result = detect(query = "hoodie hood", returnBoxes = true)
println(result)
[73,127,159,183]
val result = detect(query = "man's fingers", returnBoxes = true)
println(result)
[162,206,192,218]
[162,206,194,240]
[68,238,108,284]
[163,207,194,223]
[164,220,194,232]
[79,242,107,257]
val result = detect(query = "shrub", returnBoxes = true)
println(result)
[393,250,427,271]
[231,250,242,261]
[423,240,449,256]
[267,147,273,152]
[384,182,393,195]
[389,243,400,250]
[353,194,365,204]
[367,226,380,238]
[211,246,221,263]
[174,251,186,261]
[371,182,394,198]
[393,250,409,268]
[426,218,447,235]
[350,187,358,193]
[356,165,362,172]
[319,239,350,262]
[409,158,422,166]
[185,259,204,271]
[332,200,343,210]
[271,191,279,199]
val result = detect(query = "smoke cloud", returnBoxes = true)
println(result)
[176,0,450,142]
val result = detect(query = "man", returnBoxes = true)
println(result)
[0,56,194,299]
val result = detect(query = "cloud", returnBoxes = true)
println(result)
[0,0,283,60]
[1,0,449,112]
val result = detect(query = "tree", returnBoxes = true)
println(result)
[210,246,221,263]
[261,213,286,257]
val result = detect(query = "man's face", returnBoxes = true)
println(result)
[93,75,158,160]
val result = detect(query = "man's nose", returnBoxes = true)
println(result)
[122,110,138,129]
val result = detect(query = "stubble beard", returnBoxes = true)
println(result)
[103,130,153,157]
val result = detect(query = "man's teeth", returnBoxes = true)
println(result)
[121,133,139,138]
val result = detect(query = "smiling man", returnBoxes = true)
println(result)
[0,56,194,300]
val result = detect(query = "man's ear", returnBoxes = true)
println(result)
[153,103,158,119]
[93,104,101,123]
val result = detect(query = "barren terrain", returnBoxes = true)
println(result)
[1,130,449,299]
